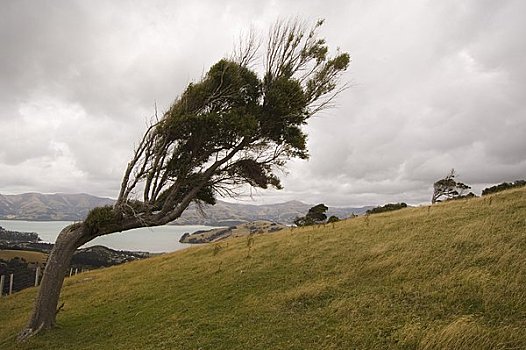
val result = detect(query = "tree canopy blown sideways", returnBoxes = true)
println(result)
[18,19,350,341]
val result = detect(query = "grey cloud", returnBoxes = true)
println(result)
[1,0,525,206]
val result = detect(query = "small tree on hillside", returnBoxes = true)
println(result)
[307,204,329,222]
[431,169,471,204]
[327,215,340,224]
[18,19,350,340]
[294,203,329,226]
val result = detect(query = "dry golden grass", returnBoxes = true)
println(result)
[0,187,524,349]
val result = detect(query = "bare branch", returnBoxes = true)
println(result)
[232,27,261,67]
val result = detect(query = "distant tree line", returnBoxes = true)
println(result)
[0,227,40,243]
[482,180,526,196]
[366,202,407,215]
[0,242,53,253]
[70,247,147,268]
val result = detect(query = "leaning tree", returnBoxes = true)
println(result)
[431,169,471,203]
[18,19,349,340]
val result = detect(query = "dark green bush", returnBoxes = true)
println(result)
[482,180,526,196]
[366,202,407,215]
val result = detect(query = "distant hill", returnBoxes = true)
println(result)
[0,193,370,224]
[177,200,372,226]
[0,193,114,221]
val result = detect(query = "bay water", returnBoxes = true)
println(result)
[0,220,214,253]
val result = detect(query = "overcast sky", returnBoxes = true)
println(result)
[1,0,525,207]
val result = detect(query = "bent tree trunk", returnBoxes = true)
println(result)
[17,208,170,341]
[18,223,89,341]
[17,204,192,342]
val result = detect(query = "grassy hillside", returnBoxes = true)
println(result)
[0,188,525,349]
[0,250,47,264]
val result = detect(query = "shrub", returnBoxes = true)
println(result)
[482,180,526,196]
[366,202,408,215]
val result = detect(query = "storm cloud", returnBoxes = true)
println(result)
[1,0,525,207]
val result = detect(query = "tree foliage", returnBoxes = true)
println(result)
[431,169,472,204]
[294,203,329,226]
[113,19,350,228]
[327,215,340,224]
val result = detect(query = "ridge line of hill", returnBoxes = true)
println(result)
[0,192,372,224]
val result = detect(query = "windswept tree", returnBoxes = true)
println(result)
[431,169,471,203]
[294,203,329,226]
[19,19,350,340]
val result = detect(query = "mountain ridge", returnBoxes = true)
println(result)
[0,192,372,224]
[0,193,114,221]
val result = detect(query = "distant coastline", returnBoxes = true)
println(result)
[0,220,215,253]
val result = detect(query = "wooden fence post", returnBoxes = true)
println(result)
[9,273,14,295]
[35,266,41,287]
[0,275,4,297]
